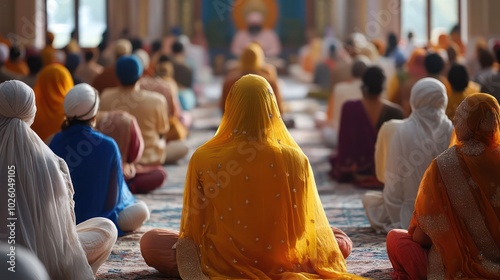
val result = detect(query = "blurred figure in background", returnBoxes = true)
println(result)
[21,53,44,87]
[0,43,19,83]
[424,52,452,94]
[221,43,284,115]
[449,24,465,56]
[93,39,132,93]
[289,37,323,83]
[385,32,406,70]
[331,66,403,188]
[171,41,196,111]
[311,44,338,98]
[473,48,496,86]
[402,31,416,59]
[231,9,281,58]
[446,63,480,120]
[138,51,191,141]
[41,32,57,66]
[480,47,500,101]
[4,45,29,76]
[65,53,83,84]
[387,49,428,116]
[320,58,369,147]
[31,64,74,141]
[76,48,104,84]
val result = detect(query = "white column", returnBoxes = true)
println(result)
[331,0,347,39]
[148,0,165,41]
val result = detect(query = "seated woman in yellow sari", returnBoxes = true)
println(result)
[386,93,500,279]
[140,75,363,279]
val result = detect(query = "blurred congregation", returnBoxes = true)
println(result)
[2,0,500,279]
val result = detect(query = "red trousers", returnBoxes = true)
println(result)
[386,229,428,280]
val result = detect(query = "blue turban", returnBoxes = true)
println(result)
[115,55,143,86]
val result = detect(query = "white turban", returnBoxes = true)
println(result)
[63,83,99,121]
[0,43,9,63]
[0,80,36,125]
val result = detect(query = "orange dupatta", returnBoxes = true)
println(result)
[409,93,500,278]
[31,64,74,141]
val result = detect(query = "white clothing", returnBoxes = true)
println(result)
[331,79,364,131]
[0,80,116,280]
[117,200,150,232]
[363,78,453,232]
[77,218,118,274]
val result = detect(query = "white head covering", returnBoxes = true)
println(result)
[0,80,36,124]
[0,43,9,63]
[133,49,150,69]
[178,35,192,48]
[410,78,448,113]
[382,77,453,230]
[64,83,99,121]
[0,80,94,279]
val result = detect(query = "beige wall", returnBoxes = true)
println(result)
[328,0,400,40]
[1,0,44,48]
[107,0,175,42]
[0,0,16,38]
[468,0,500,40]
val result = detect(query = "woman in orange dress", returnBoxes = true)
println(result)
[386,93,500,279]
[140,75,364,279]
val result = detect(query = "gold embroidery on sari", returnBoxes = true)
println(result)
[427,246,445,280]
[176,237,210,280]
[437,147,500,269]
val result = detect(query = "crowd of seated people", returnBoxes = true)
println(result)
[303,25,500,278]
[2,22,500,280]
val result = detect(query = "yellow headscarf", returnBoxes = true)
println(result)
[31,64,74,141]
[178,75,363,279]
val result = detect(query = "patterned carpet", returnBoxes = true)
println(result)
[96,98,393,279]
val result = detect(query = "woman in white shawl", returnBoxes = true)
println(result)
[0,80,117,279]
[363,78,453,233]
